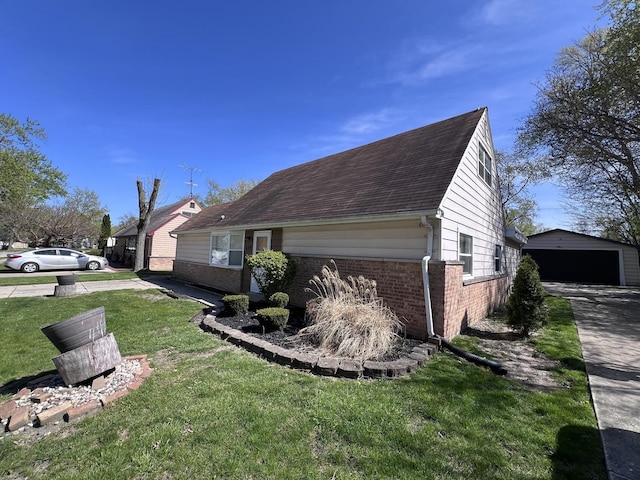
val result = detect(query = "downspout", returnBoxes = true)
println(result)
[420,216,435,338]
[420,216,507,376]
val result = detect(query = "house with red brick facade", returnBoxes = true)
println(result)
[172,108,526,340]
[112,198,201,271]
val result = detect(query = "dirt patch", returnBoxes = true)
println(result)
[463,317,562,392]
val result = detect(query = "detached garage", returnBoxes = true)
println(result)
[524,229,640,286]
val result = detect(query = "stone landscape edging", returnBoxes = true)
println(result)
[200,316,440,379]
[0,355,152,436]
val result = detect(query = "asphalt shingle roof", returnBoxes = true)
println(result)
[176,108,485,232]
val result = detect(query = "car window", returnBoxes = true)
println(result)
[35,249,57,256]
[59,250,78,257]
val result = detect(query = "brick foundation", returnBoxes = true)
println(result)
[173,260,242,293]
[289,256,509,341]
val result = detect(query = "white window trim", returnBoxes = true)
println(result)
[459,232,473,277]
[210,231,245,269]
[495,244,503,273]
[478,142,493,187]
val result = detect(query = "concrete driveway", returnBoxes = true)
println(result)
[543,283,640,480]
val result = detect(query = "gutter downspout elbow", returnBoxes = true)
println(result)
[420,216,435,338]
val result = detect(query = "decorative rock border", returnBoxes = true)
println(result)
[0,355,153,437]
[200,317,441,379]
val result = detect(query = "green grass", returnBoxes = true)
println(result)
[0,271,142,286]
[0,291,605,479]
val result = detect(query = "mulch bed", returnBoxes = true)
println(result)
[214,303,423,361]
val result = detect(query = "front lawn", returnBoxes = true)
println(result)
[0,290,605,479]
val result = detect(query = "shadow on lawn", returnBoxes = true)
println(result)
[552,424,607,479]
[0,369,59,397]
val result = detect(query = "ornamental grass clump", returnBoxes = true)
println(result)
[296,261,402,360]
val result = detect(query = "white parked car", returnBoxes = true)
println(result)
[4,248,109,273]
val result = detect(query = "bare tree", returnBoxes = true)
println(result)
[134,178,161,272]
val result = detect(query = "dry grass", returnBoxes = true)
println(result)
[296,261,402,360]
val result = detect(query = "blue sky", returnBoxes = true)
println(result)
[1,1,604,227]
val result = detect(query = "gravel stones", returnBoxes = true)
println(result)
[0,355,152,439]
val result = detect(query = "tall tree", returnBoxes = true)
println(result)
[134,178,161,272]
[204,178,258,206]
[495,150,540,236]
[98,214,112,253]
[0,114,67,244]
[516,0,640,244]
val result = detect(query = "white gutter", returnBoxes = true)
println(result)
[420,215,435,338]
[172,209,440,236]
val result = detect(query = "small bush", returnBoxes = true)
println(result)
[296,261,402,360]
[256,307,290,331]
[507,255,548,337]
[221,294,249,316]
[245,250,297,299]
[269,292,289,308]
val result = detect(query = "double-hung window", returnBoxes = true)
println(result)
[495,245,503,273]
[459,233,473,275]
[478,143,492,186]
[211,232,244,267]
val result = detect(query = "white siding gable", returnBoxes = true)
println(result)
[438,110,505,278]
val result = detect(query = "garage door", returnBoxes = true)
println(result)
[523,249,620,285]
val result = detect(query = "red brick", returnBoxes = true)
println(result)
[138,366,153,379]
[12,387,31,400]
[30,393,53,404]
[91,375,107,391]
[101,388,129,406]
[35,401,72,427]
[127,378,144,391]
[65,401,102,421]
[7,406,31,431]
[125,354,147,362]
[0,400,16,420]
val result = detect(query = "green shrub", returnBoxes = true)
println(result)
[297,261,402,360]
[507,255,548,337]
[245,250,297,299]
[256,307,290,331]
[269,292,289,308]
[221,294,249,315]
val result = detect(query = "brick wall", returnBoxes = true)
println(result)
[288,256,428,339]
[173,260,242,293]
[148,257,174,271]
[430,261,509,340]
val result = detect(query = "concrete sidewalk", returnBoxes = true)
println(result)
[544,283,640,480]
[0,275,224,310]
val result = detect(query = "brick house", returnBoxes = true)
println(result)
[112,198,201,271]
[171,109,526,340]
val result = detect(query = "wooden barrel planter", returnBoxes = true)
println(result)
[41,306,107,353]
[56,274,77,286]
[52,333,122,386]
[55,274,77,297]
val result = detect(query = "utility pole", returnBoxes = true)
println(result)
[180,164,202,198]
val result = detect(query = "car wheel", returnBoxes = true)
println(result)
[21,262,39,273]
[86,261,100,271]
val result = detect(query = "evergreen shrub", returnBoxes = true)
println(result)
[507,255,548,337]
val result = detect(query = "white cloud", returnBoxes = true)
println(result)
[104,146,139,165]
[341,108,401,135]
[476,0,535,26]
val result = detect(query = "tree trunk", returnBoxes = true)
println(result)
[134,178,161,272]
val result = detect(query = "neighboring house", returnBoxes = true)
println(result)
[112,198,201,271]
[172,108,526,340]
[524,229,640,286]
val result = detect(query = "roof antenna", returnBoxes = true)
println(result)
[180,164,202,198]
